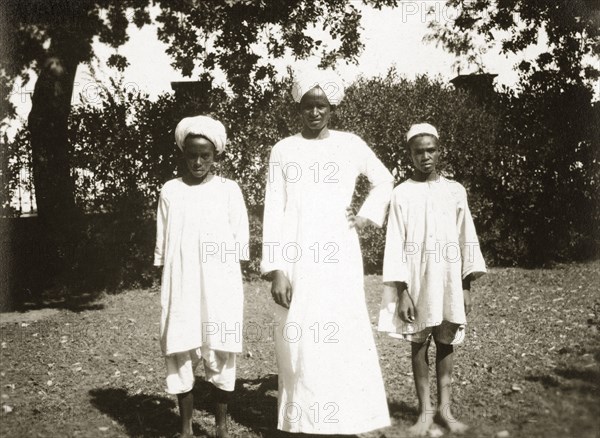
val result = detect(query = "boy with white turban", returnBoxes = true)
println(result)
[262,69,392,435]
[154,115,249,437]
[378,123,486,436]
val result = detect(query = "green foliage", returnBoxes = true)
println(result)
[492,84,600,264]
[155,0,398,97]
[2,129,33,217]
[5,71,598,290]
[1,0,399,268]
[425,0,600,265]
[0,0,151,121]
[337,72,502,269]
[427,0,600,90]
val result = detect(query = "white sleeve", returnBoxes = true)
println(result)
[356,138,394,227]
[228,182,250,261]
[261,145,287,274]
[382,190,410,285]
[153,188,168,267]
[458,190,487,280]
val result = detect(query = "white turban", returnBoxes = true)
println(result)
[406,123,439,143]
[174,115,227,153]
[291,69,345,105]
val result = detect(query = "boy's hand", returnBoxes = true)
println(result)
[463,289,472,315]
[462,274,472,315]
[271,270,292,309]
[346,207,369,230]
[396,285,416,323]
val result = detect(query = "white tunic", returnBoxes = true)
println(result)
[154,176,249,356]
[262,131,393,435]
[378,176,486,336]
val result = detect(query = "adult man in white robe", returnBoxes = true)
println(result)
[261,69,393,435]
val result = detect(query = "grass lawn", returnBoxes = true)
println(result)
[1,261,599,437]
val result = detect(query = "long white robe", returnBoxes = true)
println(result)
[378,176,486,336]
[154,175,249,356]
[261,130,393,435]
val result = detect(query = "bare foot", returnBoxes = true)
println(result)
[408,411,436,436]
[435,410,469,435]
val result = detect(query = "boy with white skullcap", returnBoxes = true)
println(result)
[154,115,249,437]
[378,123,486,436]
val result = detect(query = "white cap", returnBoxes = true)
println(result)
[291,69,345,105]
[406,123,439,143]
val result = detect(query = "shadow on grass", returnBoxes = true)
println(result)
[388,400,418,423]
[554,367,600,386]
[88,387,209,437]
[90,377,398,438]
[526,364,600,396]
[88,375,280,438]
[18,291,107,313]
[230,374,278,436]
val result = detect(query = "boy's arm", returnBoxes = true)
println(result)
[382,190,415,323]
[153,190,168,267]
[458,190,486,280]
[462,274,472,315]
[393,281,416,323]
[462,274,472,291]
[229,182,250,261]
[382,190,410,285]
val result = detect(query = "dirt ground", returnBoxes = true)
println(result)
[1,261,599,437]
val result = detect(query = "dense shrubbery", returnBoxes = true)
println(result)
[5,72,599,291]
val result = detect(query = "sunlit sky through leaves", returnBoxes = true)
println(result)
[7,1,576,137]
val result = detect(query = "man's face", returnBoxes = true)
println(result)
[299,87,332,133]
[409,135,440,175]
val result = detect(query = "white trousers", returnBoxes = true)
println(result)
[164,346,236,394]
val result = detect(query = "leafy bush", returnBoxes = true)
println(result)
[5,72,598,294]
[338,72,503,270]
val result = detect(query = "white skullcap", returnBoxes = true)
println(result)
[406,123,439,143]
[174,115,227,153]
[291,69,345,105]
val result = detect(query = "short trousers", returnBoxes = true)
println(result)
[390,321,465,345]
[164,345,236,395]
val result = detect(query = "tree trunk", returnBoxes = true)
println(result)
[27,49,79,282]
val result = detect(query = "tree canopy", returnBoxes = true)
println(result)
[1,0,399,122]
[0,0,397,291]
[427,0,600,92]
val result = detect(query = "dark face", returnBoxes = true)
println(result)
[299,87,332,134]
[409,134,440,175]
[183,136,216,181]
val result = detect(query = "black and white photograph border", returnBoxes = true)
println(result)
[1,1,599,438]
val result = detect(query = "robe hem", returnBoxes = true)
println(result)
[277,416,391,435]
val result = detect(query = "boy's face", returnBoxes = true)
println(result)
[409,134,440,175]
[299,87,332,133]
[183,136,216,180]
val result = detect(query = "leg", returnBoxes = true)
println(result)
[177,390,194,437]
[202,348,236,438]
[408,340,435,436]
[434,341,468,434]
[165,351,199,437]
[212,386,231,438]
